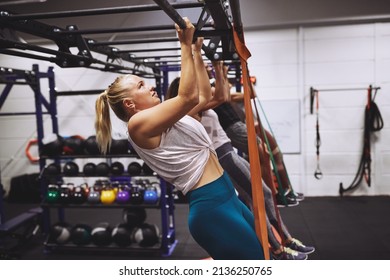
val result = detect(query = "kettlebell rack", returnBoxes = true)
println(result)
[0,65,176,257]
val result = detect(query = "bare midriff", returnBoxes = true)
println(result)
[190,151,224,191]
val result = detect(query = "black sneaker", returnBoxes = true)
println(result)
[276,193,299,207]
[286,191,305,202]
[272,247,308,260]
[286,238,315,254]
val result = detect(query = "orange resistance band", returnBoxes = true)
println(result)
[232,26,270,260]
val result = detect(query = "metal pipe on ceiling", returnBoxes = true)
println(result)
[3,1,203,20]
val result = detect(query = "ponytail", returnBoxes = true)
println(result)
[95,91,112,154]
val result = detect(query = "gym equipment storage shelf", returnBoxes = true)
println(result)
[42,170,177,257]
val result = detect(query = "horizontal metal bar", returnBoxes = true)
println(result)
[89,29,225,46]
[0,111,50,116]
[59,24,177,35]
[0,80,32,85]
[132,54,181,60]
[153,0,187,29]
[59,23,215,35]
[0,49,57,63]
[117,47,181,53]
[314,87,381,92]
[56,90,105,96]
[3,2,203,20]
[91,37,179,46]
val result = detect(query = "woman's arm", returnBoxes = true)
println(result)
[186,37,212,119]
[128,18,198,148]
[202,61,230,111]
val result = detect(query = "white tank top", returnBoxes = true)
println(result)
[201,109,231,150]
[128,115,215,195]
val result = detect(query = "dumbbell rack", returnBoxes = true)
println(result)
[41,154,177,257]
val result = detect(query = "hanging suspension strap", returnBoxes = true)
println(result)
[232,27,269,260]
[339,85,383,195]
[310,88,323,179]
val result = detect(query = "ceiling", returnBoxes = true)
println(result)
[2,0,390,43]
[1,0,390,75]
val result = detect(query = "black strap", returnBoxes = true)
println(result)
[339,87,383,195]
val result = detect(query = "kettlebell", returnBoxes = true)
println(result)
[46,184,60,203]
[72,184,87,204]
[59,184,74,204]
[143,186,159,204]
[116,185,131,204]
[87,185,101,204]
[130,185,144,205]
[100,185,116,205]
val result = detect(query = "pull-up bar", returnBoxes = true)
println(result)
[153,0,187,29]
[58,23,218,36]
[311,86,381,92]
[310,85,381,114]
[117,47,181,53]
[90,37,179,46]
[3,2,203,20]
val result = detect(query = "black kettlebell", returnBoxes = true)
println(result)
[72,184,87,204]
[59,184,74,204]
[130,185,145,205]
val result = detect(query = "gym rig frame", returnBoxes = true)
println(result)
[0,0,246,257]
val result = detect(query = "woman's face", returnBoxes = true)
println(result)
[125,75,160,110]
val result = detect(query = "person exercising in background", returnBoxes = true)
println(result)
[94,17,264,260]
[227,84,304,204]
[167,61,314,260]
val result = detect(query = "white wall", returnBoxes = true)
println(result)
[1,23,389,197]
[245,22,390,196]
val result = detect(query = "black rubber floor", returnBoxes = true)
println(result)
[1,196,390,260]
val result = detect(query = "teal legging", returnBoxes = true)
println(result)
[187,172,265,260]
